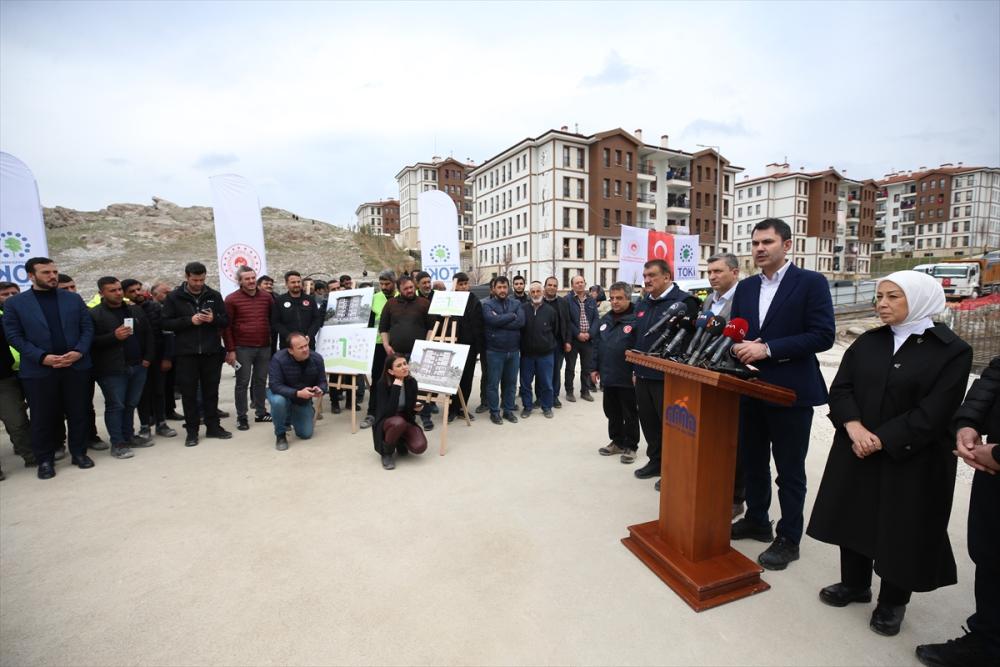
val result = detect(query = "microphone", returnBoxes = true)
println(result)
[687,316,726,366]
[708,318,749,366]
[683,314,712,357]
[656,316,695,357]
[643,301,687,339]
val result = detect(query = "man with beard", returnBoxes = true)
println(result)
[378,274,434,430]
[481,276,525,425]
[3,257,96,479]
[161,261,232,447]
[511,275,529,304]
[272,271,322,350]
[543,276,572,408]
[361,270,398,429]
[122,278,177,439]
[518,281,557,419]
[414,271,433,301]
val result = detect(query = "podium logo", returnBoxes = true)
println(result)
[665,397,697,437]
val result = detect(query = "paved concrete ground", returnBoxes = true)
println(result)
[0,362,977,666]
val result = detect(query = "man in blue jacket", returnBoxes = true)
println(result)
[729,218,835,571]
[2,257,96,479]
[591,281,639,464]
[481,276,525,425]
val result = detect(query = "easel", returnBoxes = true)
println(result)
[314,373,366,434]
[421,316,472,456]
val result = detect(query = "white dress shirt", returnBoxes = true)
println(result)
[758,260,792,324]
[709,284,737,316]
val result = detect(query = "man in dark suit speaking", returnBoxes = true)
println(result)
[728,219,835,570]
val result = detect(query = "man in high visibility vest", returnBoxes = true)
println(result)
[0,281,33,477]
[361,269,398,429]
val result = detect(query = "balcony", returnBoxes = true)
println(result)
[846,226,859,240]
[901,190,916,198]
[664,168,691,188]
[666,195,690,215]
[900,200,915,210]
[637,192,656,208]
[847,210,860,222]
[637,162,656,179]
[847,192,861,202]
[876,189,888,199]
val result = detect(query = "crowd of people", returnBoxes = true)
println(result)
[0,217,997,666]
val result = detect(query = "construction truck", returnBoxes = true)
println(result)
[933,256,1000,300]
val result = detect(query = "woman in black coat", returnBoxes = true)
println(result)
[372,354,427,470]
[807,270,972,637]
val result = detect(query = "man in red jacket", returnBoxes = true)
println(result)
[223,266,275,431]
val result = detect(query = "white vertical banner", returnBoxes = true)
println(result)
[618,224,648,286]
[417,190,461,285]
[0,152,49,289]
[672,234,700,281]
[210,174,268,297]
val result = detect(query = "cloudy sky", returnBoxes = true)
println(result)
[2,0,998,226]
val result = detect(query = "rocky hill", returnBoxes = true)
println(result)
[44,198,414,296]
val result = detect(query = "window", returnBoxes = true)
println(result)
[615,149,622,165]
[724,174,730,191]
[614,180,622,196]
[563,177,570,198]
[577,209,585,229]
[562,146,570,167]
[600,239,607,259]
[603,179,610,198]
[755,204,761,215]
[626,152,633,171]
[625,182,632,200]
[603,148,610,167]
[562,238,570,258]
[626,211,632,225]
[577,148,585,169]
[756,186,761,196]
[576,239,585,258]
[562,208,571,228]
[738,189,743,200]
[966,191,973,202]
[615,210,622,226]
[602,209,610,228]
[577,179,584,199]
[966,205,972,216]
[939,178,945,189]
[738,207,743,217]
[696,192,702,209]
[696,165,702,182]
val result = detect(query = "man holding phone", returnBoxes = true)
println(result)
[90,276,155,460]
[267,332,328,451]
[161,261,231,447]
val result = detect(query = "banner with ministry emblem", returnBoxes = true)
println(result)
[417,190,461,284]
[0,152,49,289]
[209,174,267,297]
[617,225,699,284]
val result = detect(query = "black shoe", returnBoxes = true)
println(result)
[565,393,576,403]
[332,403,342,414]
[553,398,562,409]
[89,436,109,451]
[216,409,230,419]
[237,417,250,431]
[520,408,532,419]
[916,629,994,667]
[71,454,95,469]
[275,434,289,451]
[490,413,503,425]
[819,583,873,607]
[633,460,659,479]
[381,454,395,470]
[254,413,273,423]
[37,461,56,480]
[165,411,185,421]
[580,391,594,402]
[421,419,434,432]
[870,603,906,637]
[206,427,233,439]
[354,403,362,411]
[475,404,490,414]
[543,409,553,418]
[654,479,661,492]
[732,501,746,519]
[53,446,67,462]
[730,517,775,542]
[503,412,518,423]
[156,422,177,437]
[184,433,199,447]
[448,411,457,423]
[757,536,799,571]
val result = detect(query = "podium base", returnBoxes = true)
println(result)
[622,520,770,612]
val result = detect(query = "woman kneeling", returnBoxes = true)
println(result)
[373,354,427,469]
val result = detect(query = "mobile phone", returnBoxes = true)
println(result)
[123,317,134,328]
[233,361,242,371]
[200,307,212,314]
[414,401,424,409]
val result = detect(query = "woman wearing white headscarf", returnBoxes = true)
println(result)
[807,271,972,637]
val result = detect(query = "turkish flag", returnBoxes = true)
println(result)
[647,230,674,262]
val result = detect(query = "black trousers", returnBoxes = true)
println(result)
[22,369,90,464]
[635,378,664,467]
[452,348,478,413]
[968,468,1000,655]
[332,375,366,408]
[564,339,594,394]
[53,372,99,446]
[175,353,223,434]
[603,385,639,450]
[738,400,813,544]
[478,353,489,405]
[840,546,912,606]
[164,364,177,415]
[138,360,166,427]
[551,347,565,400]
[366,343,388,417]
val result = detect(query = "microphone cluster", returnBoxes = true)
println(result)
[644,307,757,378]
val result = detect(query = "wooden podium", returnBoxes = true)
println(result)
[623,352,796,611]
